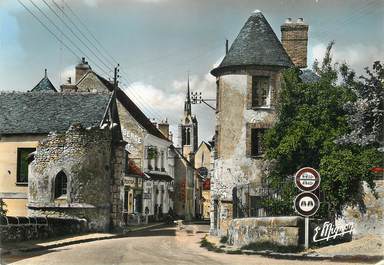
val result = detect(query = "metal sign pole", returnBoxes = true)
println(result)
[305,217,309,249]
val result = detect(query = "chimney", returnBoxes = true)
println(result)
[75,57,91,83]
[158,119,170,139]
[225,39,229,54]
[281,18,309,68]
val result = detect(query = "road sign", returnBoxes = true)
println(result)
[294,167,320,192]
[294,192,320,217]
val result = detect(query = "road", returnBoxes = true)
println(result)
[4,225,372,265]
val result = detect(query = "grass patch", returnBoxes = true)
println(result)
[220,236,228,244]
[200,236,225,253]
[226,249,243,255]
[241,241,303,253]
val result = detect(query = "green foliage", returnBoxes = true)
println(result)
[200,236,225,253]
[263,42,383,218]
[0,199,7,216]
[147,146,158,160]
[220,235,228,244]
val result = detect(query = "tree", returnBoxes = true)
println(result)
[337,61,384,149]
[263,43,383,218]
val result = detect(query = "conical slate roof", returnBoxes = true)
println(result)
[211,11,293,76]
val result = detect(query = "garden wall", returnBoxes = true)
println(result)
[227,216,304,247]
[0,216,87,243]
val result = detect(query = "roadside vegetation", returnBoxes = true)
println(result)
[262,42,383,219]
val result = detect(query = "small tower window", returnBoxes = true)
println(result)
[55,171,68,199]
[251,128,266,157]
[252,76,270,107]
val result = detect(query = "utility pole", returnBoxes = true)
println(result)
[191,92,216,111]
[114,64,120,90]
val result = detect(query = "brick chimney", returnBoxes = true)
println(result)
[75,57,91,83]
[281,18,309,68]
[158,119,170,139]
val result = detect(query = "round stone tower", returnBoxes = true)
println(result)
[209,10,293,236]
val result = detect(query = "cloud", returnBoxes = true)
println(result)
[121,70,217,142]
[310,43,383,73]
[60,65,75,84]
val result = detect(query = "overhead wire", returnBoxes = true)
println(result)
[25,0,113,79]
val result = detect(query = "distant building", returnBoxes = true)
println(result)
[61,59,174,224]
[210,11,310,235]
[173,78,200,220]
[194,141,213,220]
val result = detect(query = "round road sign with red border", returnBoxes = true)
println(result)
[294,192,320,217]
[294,167,320,192]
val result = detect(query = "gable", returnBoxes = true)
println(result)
[77,71,110,93]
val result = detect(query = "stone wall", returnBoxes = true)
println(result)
[0,216,87,243]
[28,124,120,232]
[337,180,384,238]
[228,216,303,248]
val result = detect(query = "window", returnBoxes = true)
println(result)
[251,128,265,157]
[17,148,35,184]
[252,76,270,107]
[184,128,191,145]
[161,151,165,171]
[123,186,129,212]
[124,150,129,175]
[54,171,68,199]
[216,79,220,112]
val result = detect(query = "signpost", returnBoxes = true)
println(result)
[294,167,321,249]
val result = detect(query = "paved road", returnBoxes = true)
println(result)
[4,225,371,265]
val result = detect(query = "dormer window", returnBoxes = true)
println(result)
[251,76,270,107]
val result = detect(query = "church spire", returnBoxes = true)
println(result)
[184,74,192,116]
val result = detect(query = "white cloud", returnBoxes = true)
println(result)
[121,70,217,142]
[60,65,75,84]
[310,43,383,73]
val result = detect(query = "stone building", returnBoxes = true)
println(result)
[194,141,213,220]
[0,71,59,216]
[0,90,125,231]
[61,59,174,223]
[209,11,310,235]
[178,78,198,158]
[172,79,201,220]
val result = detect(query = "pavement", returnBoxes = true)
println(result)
[204,233,384,263]
[1,222,163,257]
[1,223,381,265]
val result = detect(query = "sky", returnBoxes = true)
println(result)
[0,0,383,142]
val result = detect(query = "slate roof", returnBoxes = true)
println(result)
[0,92,111,135]
[211,11,293,76]
[300,69,320,84]
[31,76,57,92]
[94,74,170,142]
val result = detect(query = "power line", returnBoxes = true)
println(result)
[62,0,120,65]
[42,0,114,73]
[17,0,80,60]
[52,0,117,68]
[25,0,113,79]
[59,0,174,123]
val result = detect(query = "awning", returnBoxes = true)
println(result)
[145,172,173,182]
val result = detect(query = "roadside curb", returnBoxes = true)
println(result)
[241,250,383,263]
[202,235,383,263]
[5,222,165,254]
